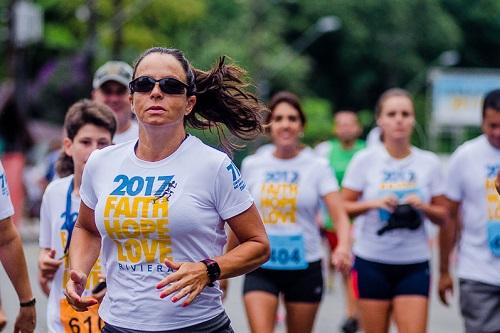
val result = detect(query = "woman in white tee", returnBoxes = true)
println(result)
[39,100,116,333]
[64,47,270,333]
[237,91,351,333]
[342,88,447,333]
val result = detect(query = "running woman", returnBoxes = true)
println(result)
[38,100,116,333]
[238,91,351,333]
[64,47,270,333]
[342,88,447,333]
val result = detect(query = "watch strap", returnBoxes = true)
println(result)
[200,258,221,287]
[20,298,36,307]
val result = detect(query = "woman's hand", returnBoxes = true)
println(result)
[403,194,424,211]
[331,247,352,274]
[371,195,398,212]
[64,270,98,312]
[156,259,211,307]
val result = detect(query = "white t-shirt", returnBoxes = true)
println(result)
[343,145,445,264]
[366,126,383,147]
[241,148,339,263]
[113,121,138,144]
[445,135,500,286]
[0,161,14,220]
[80,135,253,331]
[39,175,104,333]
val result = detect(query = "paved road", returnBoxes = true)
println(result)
[1,238,463,333]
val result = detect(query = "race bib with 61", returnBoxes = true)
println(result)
[262,234,308,270]
[60,299,102,333]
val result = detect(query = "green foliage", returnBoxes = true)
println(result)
[302,96,332,145]
[44,23,79,49]
[1,0,499,155]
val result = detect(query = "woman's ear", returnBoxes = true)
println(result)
[63,137,73,157]
[129,94,135,114]
[185,95,197,116]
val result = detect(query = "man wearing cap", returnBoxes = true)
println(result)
[92,61,138,144]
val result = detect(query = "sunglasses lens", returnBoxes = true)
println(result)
[159,78,186,95]
[131,77,155,92]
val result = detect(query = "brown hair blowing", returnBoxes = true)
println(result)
[132,47,268,149]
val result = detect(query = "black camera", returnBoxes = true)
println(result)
[377,204,422,236]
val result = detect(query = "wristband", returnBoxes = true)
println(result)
[20,298,36,307]
[200,259,221,287]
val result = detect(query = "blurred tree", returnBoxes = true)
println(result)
[284,0,462,110]
[2,0,500,147]
[441,0,500,67]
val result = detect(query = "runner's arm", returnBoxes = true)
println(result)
[438,199,460,305]
[0,216,35,304]
[418,194,448,226]
[341,188,397,218]
[0,216,36,332]
[217,204,270,279]
[323,191,352,272]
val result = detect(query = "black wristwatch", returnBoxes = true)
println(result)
[200,259,221,287]
[20,298,36,308]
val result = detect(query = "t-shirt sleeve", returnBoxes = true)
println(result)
[316,159,339,196]
[342,151,366,191]
[0,164,14,221]
[80,151,99,210]
[214,156,254,220]
[445,150,464,202]
[39,188,53,249]
[314,141,330,159]
[428,157,446,197]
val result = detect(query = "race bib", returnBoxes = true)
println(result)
[485,164,500,256]
[262,234,308,270]
[60,299,102,333]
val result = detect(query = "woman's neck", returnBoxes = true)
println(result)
[273,144,301,159]
[384,139,411,159]
[136,125,187,162]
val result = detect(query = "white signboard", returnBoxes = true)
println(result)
[13,1,43,47]
[430,69,500,126]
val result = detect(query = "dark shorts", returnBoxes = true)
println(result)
[351,256,430,300]
[243,260,323,303]
[459,279,500,333]
[102,311,233,333]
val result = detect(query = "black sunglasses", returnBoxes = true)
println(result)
[129,76,189,95]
